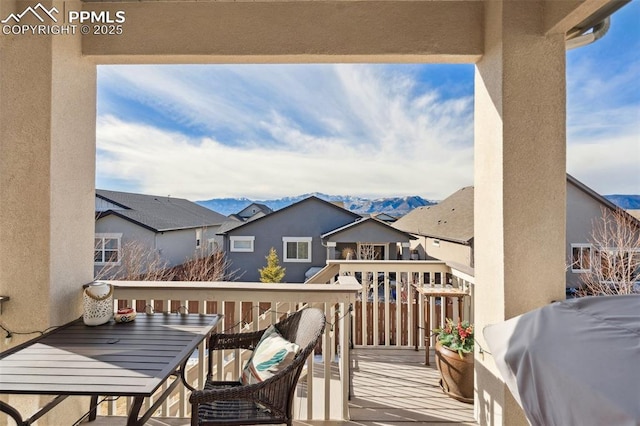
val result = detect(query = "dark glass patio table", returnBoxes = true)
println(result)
[0,313,221,425]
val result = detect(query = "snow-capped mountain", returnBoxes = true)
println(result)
[605,194,640,210]
[197,193,436,216]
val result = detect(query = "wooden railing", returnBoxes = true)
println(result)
[93,260,474,423]
[324,260,474,349]
[96,277,360,422]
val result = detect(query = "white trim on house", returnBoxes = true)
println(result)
[196,229,202,249]
[231,236,255,252]
[283,237,312,262]
[94,233,122,265]
[570,243,592,273]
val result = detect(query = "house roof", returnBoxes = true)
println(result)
[360,213,398,222]
[247,202,272,213]
[237,202,273,218]
[219,196,361,235]
[216,218,246,234]
[321,217,416,241]
[96,189,229,233]
[392,186,474,244]
[393,176,639,244]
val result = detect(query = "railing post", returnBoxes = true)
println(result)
[340,301,351,419]
[323,302,332,420]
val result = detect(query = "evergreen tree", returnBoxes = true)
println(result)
[259,247,286,283]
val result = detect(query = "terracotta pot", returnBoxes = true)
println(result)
[434,340,474,403]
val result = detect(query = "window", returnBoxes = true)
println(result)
[196,229,202,249]
[283,237,312,262]
[231,236,255,252]
[208,239,219,252]
[95,233,122,265]
[571,244,591,273]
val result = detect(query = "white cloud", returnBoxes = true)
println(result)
[566,40,640,196]
[96,46,639,203]
[97,64,474,201]
[568,133,640,195]
[97,111,474,200]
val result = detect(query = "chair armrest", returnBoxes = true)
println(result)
[189,381,256,404]
[190,358,301,405]
[209,329,266,350]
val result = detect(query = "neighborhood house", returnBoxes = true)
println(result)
[94,189,233,278]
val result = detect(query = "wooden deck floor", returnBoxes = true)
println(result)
[340,348,477,425]
[92,348,477,425]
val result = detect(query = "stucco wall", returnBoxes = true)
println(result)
[0,0,95,421]
[428,237,472,267]
[474,2,567,425]
[409,235,473,266]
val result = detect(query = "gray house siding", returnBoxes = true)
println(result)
[156,227,218,267]
[565,179,613,289]
[225,198,359,283]
[95,215,222,278]
[410,235,473,267]
[95,215,156,278]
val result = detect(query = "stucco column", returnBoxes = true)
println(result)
[474,2,567,425]
[0,1,95,423]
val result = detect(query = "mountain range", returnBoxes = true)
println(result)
[604,194,640,210]
[197,193,436,216]
[197,192,639,217]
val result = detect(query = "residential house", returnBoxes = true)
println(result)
[565,174,640,289]
[321,217,414,261]
[6,1,628,422]
[360,212,399,223]
[221,196,414,282]
[228,202,273,222]
[394,175,639,289]
[95,190,231,278]
[393,186,474,269]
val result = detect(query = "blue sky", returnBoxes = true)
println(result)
[96,3,639,201]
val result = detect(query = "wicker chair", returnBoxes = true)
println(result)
[188,307,326,426]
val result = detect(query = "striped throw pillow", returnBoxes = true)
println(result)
[241,325,300,385]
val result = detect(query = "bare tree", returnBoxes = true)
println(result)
[576,208,640,296]
[95,240,176,281]
[96,241,241,282]
[358,243,377,260]
[171,248,242,281]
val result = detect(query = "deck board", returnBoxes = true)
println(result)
[92,348,477,425]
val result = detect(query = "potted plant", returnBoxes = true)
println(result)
[433,319,474,403]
